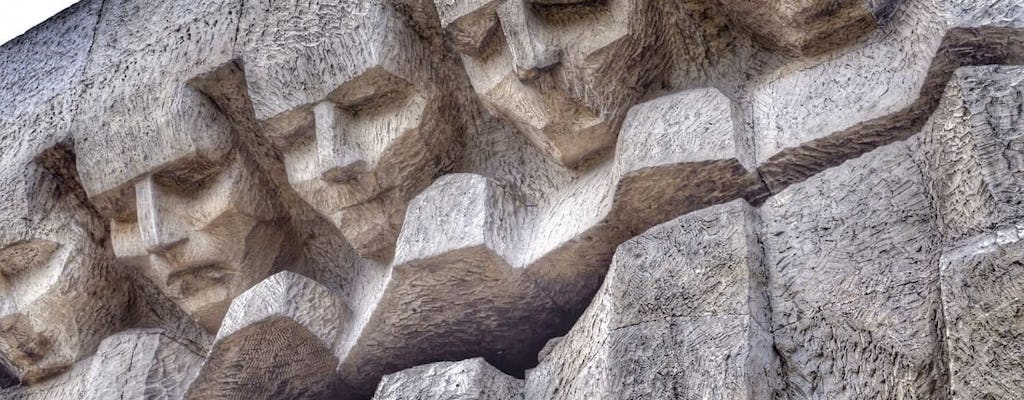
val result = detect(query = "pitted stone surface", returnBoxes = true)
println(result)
[939,226,1024,399]
[921,65,1024,243]
[761,137,948,399]
[372,358,524,400]
[81,330,204,400]
[523,199,779,400]
[1,0,1024,398]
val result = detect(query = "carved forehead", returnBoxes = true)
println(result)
[240,0,434,122]
[74,0,241,198]
[0,0,100,117]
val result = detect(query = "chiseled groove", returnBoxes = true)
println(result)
[758,26,1024,195]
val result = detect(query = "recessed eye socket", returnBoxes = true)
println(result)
[151,155,228,196]
[92,185,139,222]
[328,67,416,113]
[0,239,60,277]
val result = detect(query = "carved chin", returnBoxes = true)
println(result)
[189,298,233,334]
[0,314,65,383]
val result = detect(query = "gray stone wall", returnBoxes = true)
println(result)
[0,0,1022,399]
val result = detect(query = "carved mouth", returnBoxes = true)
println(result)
[165,263,238,303]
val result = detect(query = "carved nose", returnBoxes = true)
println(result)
[314,102,367,183]
[497,0,562,81]
[135,176,189,255]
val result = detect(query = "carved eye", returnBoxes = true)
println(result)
[92,184,139,222]
[151,155,227,196]
[327,67,415,113]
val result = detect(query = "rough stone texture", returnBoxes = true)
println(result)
[939,226,1024,399]
[72,0,294,334]
[2,0,1024,399]
[0,145,133,384]
[718,0,898,57]
[185,272,346,399]
[81,330,204,400]
[921,65,1024,400]
[921,65,1024,243]
[238,0,464,262]
[0,356,91,400]
[437,0,666,168]
[335,87,758,396]
[522,199,779,400]
[372,358,524,400]
[761,136,947,399]
[746,0,1024,197]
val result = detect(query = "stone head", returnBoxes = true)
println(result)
[0,144,132,383]
[240,0,461,261]
[436,0,663,167]
[75,109,287,332]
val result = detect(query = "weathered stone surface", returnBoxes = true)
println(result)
[0,0,99,123]
[372,358,523,400]
[921,65,1024,243]
[336,87,759,396]
[81,330,204,400]
[761,137,947,399]
[0,144,133,384]
[186,272,346,400]
[438,0,667,167]
[524,199,779,399]
[0,356,90,400]
[718,0,899,57]
[73,0,293,334]
[939,226,1024,399]
[238,0,464,262]
[747,0,1024,196]
[3,0,1024,398]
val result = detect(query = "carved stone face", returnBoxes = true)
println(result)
[240,1,459,261]
[91,150,284,333]
[437,0,661,167]
[0,148,131,383]
[71,0,285,333]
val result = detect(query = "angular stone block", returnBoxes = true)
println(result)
[81,330,204,400]
[921,65,1024,242]
[336,88,759,396]
[525,199,778,399]
[939,226,1024,399]
[749,0,1024,194]
[760,137,947,398]
[372,358,523,400]
[185,272,348,400]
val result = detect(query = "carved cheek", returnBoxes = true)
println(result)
[0,239,59,278]
[0,240,66,311]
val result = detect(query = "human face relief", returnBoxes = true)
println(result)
[0,150,131,383]
[440,0,656,168]
[96,149,285,333]
[272,68,446,262]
